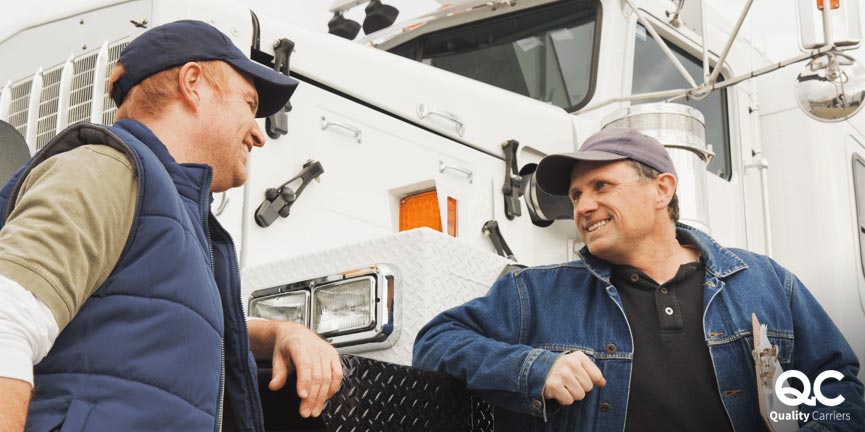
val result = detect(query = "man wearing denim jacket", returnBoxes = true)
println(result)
[413,128,865,431]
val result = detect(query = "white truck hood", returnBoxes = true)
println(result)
[259,15,578,159]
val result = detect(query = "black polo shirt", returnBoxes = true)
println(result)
[610,246,733,432]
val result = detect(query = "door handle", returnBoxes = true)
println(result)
[417,104,465,136]
[321,115,362,143]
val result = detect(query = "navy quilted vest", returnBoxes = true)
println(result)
[0,119,264,431]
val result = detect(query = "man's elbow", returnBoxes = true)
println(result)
[411,331,434,370]
[412,322,447,371]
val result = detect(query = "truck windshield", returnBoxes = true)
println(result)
[389,1,598,110]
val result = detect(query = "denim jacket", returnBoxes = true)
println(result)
[413,225,864,431]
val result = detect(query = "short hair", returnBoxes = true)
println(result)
[628,160,679,223]
[109,60,231,120]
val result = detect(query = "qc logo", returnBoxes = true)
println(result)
[775,370,845,407]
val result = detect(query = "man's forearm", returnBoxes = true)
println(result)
[0,377,30,431]
[247,318,278,360]
[247,319,311,360]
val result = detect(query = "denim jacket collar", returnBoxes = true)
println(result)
[577,223,749,284]
[676,224,749,278]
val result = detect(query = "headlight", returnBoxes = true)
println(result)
[313,277,375,335]
[247,265,397,351]
[248,290,309,324]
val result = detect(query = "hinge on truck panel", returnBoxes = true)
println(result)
[501,140,523,220]
[265,38,295,139]
[255,160,324,228]
[482,220,517,262]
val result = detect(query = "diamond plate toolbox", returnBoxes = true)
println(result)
[323,355,495,432]
[241,227,513,365]
[256,355,495,431]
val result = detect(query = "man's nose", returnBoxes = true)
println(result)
[251,121,265,148]
[573,193,598,218]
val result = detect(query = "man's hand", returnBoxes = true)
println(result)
[248,320,343,418]
[0,377,30,431]
[542,351,606,405]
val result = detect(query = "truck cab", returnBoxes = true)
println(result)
[1,0,864,428]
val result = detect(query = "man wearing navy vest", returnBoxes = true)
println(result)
[0,21,342,431]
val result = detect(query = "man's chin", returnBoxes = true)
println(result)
[210,176,244,193]
[235,173,248,189]
[229,170,248,190]
[584,240,612,260]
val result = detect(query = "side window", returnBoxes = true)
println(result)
[632,23,732,180]
[853,154,865,278]
[389,0,599,111]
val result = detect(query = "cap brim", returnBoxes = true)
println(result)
[226,56,299,118]
[535,151,627,196]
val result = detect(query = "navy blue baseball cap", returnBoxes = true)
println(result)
[535,128,677,196]
[111,20,298,118]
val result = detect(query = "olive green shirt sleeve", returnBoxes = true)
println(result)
[0,145,137,331]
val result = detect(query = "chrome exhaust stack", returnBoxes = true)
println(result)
[602,103,713,233]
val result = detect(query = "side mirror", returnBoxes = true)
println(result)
[796,0,861,50]
[0,120,30,185]
[795,51,865,122]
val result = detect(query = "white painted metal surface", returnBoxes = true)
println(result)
[89,42,109,124]
[24,68,42,152]
[239,79,577,269]
[258,14,577,160]
[55,56,75,134]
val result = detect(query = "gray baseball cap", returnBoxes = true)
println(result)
[535,128,676,196]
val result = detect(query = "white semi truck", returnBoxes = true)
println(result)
[1,0,864,429]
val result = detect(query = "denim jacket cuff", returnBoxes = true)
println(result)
[520,348,560,421]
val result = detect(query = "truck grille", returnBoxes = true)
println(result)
[68,53,99,126]
[36,67,63,149]
[8,81,32,138]
[3,41,128,151]
[102,43,127,125]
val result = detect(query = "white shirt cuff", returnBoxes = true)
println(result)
[0,274,59,386]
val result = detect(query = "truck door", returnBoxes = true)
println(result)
[629,20,748,248]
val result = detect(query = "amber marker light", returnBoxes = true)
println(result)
[447,197,457,237]
[399,190,443,232]
[817,0,840,10]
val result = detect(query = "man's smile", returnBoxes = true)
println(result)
[585,217,612,232]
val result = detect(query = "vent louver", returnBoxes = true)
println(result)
[3,41,128,151]
[8,81,32,138]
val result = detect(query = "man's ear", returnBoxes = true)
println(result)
[177,62,204,113]
[655,173,677,210]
